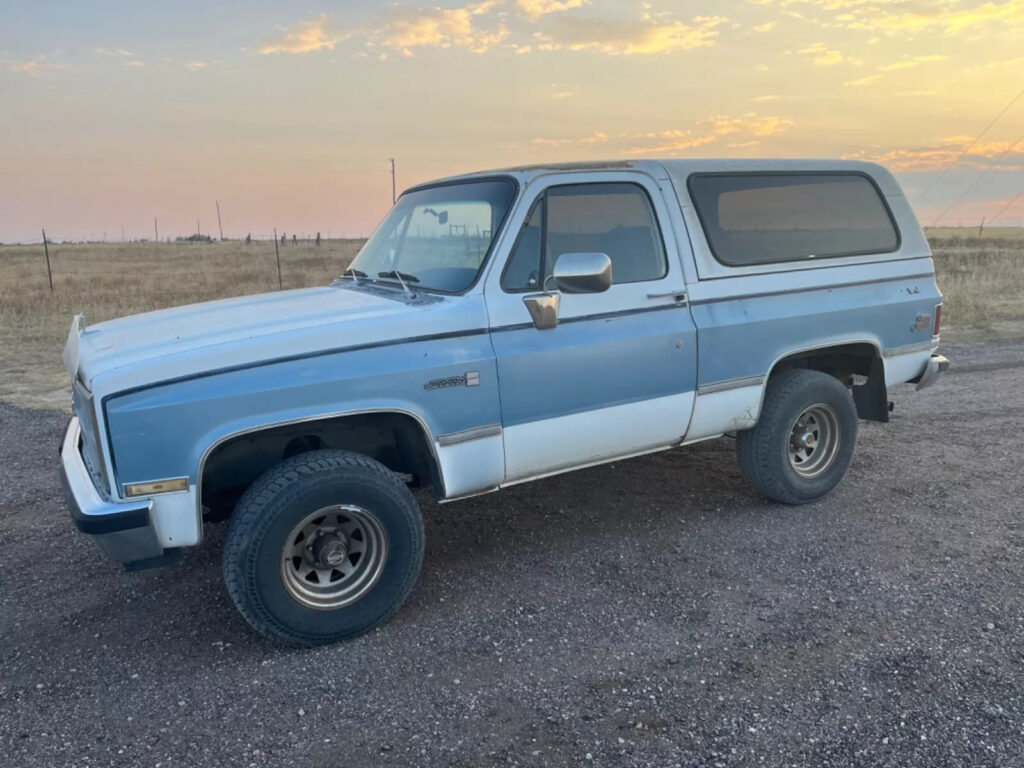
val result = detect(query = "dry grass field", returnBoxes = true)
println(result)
[0,230,1021,409]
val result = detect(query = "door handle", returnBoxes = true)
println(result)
[646,291,688,305]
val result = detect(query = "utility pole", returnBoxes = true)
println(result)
[197,218,201,237]
[390,158,396,205]
[216,200,224,240]
[121,226,125,242]
[273,227,283,289]
[154,217,159,242]
[42,228,54,295]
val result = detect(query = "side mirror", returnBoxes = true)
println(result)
[523,252,613,330]
[550,252,612,294]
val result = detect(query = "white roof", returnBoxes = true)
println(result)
[420,158,902,197]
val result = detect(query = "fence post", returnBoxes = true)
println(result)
[273,227,283,289]
[42,228,54,295]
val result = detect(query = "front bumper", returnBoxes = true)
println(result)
[915,354,950,391]
[60,418,164,564]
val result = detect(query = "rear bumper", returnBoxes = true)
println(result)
[915,354,950,391]
[60,418,164,564]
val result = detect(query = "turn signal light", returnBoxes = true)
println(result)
[124,478,188,497]
[933,303,942,336]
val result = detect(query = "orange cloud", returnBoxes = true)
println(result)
[532,130,609,146]
[516,0,585,21]
[259,15,346,55]
[534,15,726,54]
[625,114,793,154]
[798,41,859,66]
[843,136,1024,172]
[757,0,1024,36]
[376,0,508,54]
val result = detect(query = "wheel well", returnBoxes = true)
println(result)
[768,342,889,423]
[770,342,879,380]
[200,412,440,519]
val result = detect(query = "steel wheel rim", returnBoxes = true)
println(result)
[788,403,841,479]
[280,505,389,610]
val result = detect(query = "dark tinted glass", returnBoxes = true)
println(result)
[689,173,899,267]
[502,182,666,291]
[546,184,666,285]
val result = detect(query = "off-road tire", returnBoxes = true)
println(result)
[222,449,424,646]
[736,369,858,505]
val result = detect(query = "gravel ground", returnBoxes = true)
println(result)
[2,340,1023,768]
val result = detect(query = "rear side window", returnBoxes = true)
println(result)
[688,173,900,267]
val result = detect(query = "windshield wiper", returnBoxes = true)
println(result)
[377,270,418,299]
[377,270,419,283]
[339,267,368,285]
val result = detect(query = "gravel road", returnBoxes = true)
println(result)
[2,341,1023,767]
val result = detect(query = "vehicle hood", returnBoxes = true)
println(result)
[69,284,485,395]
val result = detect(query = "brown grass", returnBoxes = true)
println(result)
[0,231,1021,409]
[0,239,361,408]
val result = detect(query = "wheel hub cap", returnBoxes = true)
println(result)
[310,531,348,568]
[788,404,841,479]
[280,505,389,610]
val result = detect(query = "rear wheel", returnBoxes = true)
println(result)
[736,369,858,504]
[222,449,423,645]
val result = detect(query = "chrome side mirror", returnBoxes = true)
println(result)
[551,252,613,294]
[522,252,613,330]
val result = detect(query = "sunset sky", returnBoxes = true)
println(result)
[2,0,1024,243]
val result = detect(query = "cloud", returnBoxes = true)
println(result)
[259,15,346,54]
[878,54,947,71]
[843,136,1024,172]
[750,0,1024,36]
[532,129,609,146]
[753,21,776,31]
[516,0,585,21]
[124,60,145,68]
[94,47,135,57]
[1,54,64,78]
[798,41,859,66]
[260,2,508,57]
[625,130,718,154]
[625,113,793,154]
[534,15,726,54]
[185,60,208,70]
[711,114,794,136]
[373,0,508,54]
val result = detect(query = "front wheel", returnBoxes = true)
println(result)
[222,450,424,645]
[736,369,858,505]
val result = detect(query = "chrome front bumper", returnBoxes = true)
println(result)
[60,418,164,564]
[915,354,950,391]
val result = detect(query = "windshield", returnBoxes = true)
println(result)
[347,178,516,293]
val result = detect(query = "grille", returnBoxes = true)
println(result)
[72,381,111,497]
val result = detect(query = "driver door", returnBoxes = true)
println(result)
[484,171,698,482]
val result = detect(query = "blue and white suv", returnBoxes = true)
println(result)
[60,159,948,644]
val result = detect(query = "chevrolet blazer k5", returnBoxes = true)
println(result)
[59,159,948,644]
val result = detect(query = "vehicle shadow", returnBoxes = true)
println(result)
[23,437,758,667]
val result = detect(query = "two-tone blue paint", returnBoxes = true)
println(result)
[105,327,499,487]
[490,304,696,426]
[690,268,942,387]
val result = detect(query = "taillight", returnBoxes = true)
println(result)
[933,303,942,337]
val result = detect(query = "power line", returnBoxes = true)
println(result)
[930,124,1024,226]
[990,190,1024,222]
[915,85,1024,204]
